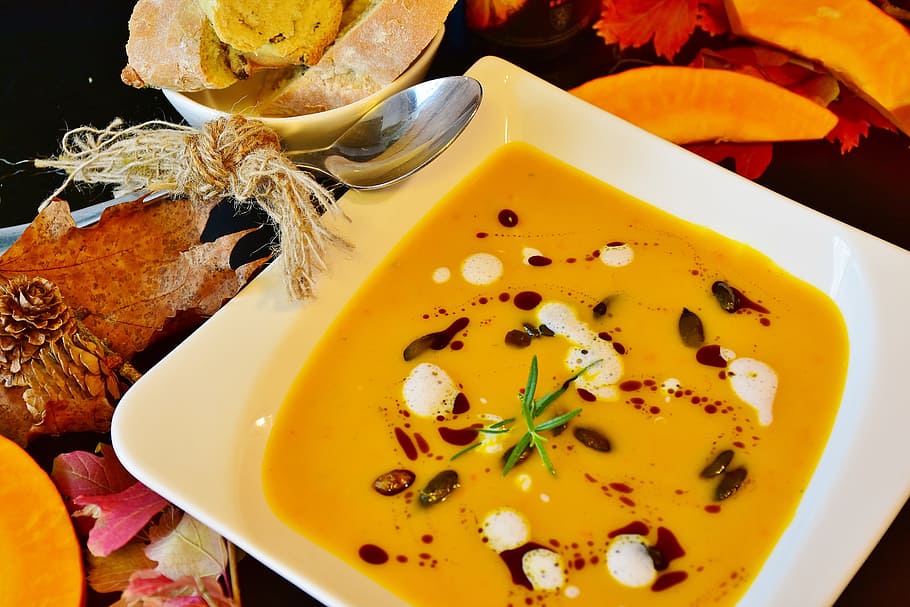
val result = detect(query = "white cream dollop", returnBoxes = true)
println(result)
[537,301,623,399]
[606,534,657,588]
[728,357,777,426]
[522,548,566,591]
[599,242,634,267]
[402,363,459,417]
[461,253,503,285]
[481,507,530,553]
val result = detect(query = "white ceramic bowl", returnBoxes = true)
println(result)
[114,57,910,607]
[162,27,445,150]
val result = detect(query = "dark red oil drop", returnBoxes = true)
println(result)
[438,426,480,446]
[359,544,389,565]
[453,392,470,414]
[394,427,418,461]
[696,344,728,368]
[528,255,552,267]
[414,432,430,454]
[498,209,519,227]
[577,388,597,402]
[653,527,685,563]
[608,521,650,538]
[652,570,688,591]
[620,380,643,391]
[499,542,547,589]
[609,482,633,493]
[513,291,543,310]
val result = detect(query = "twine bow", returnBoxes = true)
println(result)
[34,116,349,300]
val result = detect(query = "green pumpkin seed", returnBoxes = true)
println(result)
[678,307,705,348]
[700,449,734,479]
[419,470,460,506]
[715,467,748,501]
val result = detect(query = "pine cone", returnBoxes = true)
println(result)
[0,276,76,386]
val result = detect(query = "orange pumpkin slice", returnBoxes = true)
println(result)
[0,435,84,607]
[569,65,838,144]
[724,0,910,136]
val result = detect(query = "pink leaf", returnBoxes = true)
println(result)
[74,481,169,557]
[52,443,136,499]
[122,570,235,607]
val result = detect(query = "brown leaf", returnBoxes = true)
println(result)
[0,384,31,446]
[0,196,266,359]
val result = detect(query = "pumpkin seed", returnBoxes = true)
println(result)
[593,295,614,319]
[522,322,541,337]
[538,324,555,337]
[502,442,534,467]
[504,329,532,348]
[699,449,734,479]
[712,281,741,313]
[714,467,748,501]
[647,546,668,571]
[419,470,460,506]
[373,469,416,496]
[678,307,705,348]
[573,426,612,452]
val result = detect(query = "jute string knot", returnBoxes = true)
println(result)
[34,116,350,300]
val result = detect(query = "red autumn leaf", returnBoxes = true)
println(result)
[0,196,266,360]
[596,0,728,60]
[122,570,236,607]
[73,481,170,557]
[685,142,774,180]
[690,46,840,106]
[826,90,898,153]
[52,443,136,500]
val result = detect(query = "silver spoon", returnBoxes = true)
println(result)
[0,76,482,253]
[286,75,482,190]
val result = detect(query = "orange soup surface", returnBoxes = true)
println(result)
[263,142,848,606]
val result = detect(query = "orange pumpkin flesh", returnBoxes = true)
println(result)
[0,435,84,607]
[569,65,837,145]
[724,0,910,136]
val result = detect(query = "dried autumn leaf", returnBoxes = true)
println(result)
[87,540,156,594]
[596,0,727,60]
[145,512,228,580]
[121,570,236,607]
[685,142,774,180]
[52,443,135,500]
[0,196,266,359]
[73,481,169,557]
[826,89,899,153]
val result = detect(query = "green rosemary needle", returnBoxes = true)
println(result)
[451,355,598,477]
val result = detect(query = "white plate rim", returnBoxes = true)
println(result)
[112,55,910,607]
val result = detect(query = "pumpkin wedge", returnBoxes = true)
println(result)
[724,0,910,136]
[569,65,837,144]
[0,435,84,607]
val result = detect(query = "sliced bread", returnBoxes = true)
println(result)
[122,0,248,91]
[256,0,457,116]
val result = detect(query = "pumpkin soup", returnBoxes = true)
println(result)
[263,142,848,606]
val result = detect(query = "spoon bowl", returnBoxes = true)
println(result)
[286,76,483,190]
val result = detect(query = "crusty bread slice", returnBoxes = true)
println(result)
[197,0,344,67]
[256,0,457,116]
[122,0,248,91]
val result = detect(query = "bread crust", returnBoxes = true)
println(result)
[123,0,245,91]
[257,0,457,116]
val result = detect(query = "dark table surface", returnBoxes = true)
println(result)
[2,1,909,605]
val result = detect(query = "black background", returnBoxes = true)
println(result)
[1,1,908,605]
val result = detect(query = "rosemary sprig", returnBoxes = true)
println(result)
[451,355,597,477]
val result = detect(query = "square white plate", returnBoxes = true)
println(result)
[112,56,910,606]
